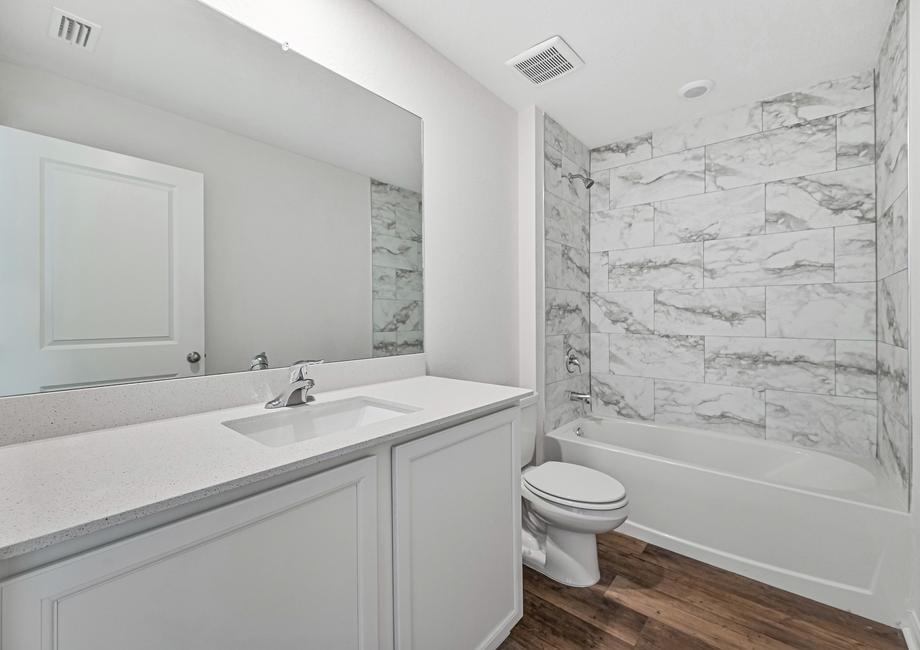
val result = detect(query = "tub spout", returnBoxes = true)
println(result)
[569,391,591,406]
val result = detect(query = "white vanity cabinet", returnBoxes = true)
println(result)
[1,457,380,650]
[392,409,522,650]
[0,406,523,650]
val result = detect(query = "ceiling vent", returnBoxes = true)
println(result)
[48,7,101,51]
[506,36,584,85]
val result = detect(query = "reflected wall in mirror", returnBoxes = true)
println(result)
[0,0,423,397]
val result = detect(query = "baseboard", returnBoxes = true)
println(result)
[903,610,920,650]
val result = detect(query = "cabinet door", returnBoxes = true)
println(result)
[393,408,522,650]
[1,457,378,650]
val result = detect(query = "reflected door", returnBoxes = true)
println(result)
[0,126,204,394]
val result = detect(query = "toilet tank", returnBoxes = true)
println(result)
[519,394,538,467]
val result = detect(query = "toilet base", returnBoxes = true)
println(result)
[522,525,601,587]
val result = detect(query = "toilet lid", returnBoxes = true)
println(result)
[523,462,626,506]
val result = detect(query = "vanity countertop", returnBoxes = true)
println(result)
[0,375,531,560]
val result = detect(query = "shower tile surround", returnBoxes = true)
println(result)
[370,179,424,357]
[556,62,908,472]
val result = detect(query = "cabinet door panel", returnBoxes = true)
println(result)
[1,457,378,650]
[393,409,521,650]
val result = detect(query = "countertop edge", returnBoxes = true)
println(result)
[0,390,530,560]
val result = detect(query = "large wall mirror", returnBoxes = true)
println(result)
[0,0,423,397]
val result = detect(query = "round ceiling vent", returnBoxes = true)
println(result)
[678,79,714,99]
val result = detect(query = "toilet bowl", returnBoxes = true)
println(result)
[517,396,629,588]
[520,461,628,586]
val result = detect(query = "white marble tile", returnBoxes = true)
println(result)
[545,335,566,384]
[705,337,835,394]
[878,341,910,486]
[545,289,589,335]
[590,333,610,375]
[765,165,875,232]
[703,229,834,287]
[655,287,765,336]
[591,373,654,421]
[877,128,908,214]
[705,117,836,191]
[373,266,397,299]
[876,0,908,160]
[610,148,705,207]
[590,291,655,334]
[373,300,422,332]
[652,103,762,156]
[762,71,873,129]
[655,380,765,438]
[545,374,589,430]
[590,253,609,292]
[654,185,765,244]
[590,170,610,211]
[545,191,589,249]
[836,340,877,399]
[591,204,654,252]
[372,234,420,270]
[546,240,589,291]
[765,391,876,457]
[834,224,876,283]
[395,269,423,300]
[609,242,703,291]
[545,114,589,170]
[372,332,397,357]
[590,133,652,171]
[396,331,423,355]
[544,145,565,201]
[878,270,909,348]
[836,107,875,170]
[877,191,908,279]
[766,283,875,340]
[609,333,704,382]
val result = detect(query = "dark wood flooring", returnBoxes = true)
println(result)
[500,532,907,650]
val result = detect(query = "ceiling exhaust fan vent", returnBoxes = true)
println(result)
[506,36,584,85]
[48,7,101,51]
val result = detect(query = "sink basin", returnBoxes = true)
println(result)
[223,396,419,447]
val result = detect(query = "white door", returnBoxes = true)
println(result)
[393,408,523,650]
[0,125,204,394]
[1,457,379,650]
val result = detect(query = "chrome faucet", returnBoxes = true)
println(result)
[569,391,591,406]
[265,360,323,409]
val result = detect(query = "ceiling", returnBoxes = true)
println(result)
[371,0,895,148]
[0,0,422,190]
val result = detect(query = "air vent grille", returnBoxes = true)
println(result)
[48,7,101,51]
[506,36,584,85]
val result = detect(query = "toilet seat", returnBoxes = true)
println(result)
[522,462,627,511]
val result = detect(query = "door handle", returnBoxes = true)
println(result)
[187,351,202,363]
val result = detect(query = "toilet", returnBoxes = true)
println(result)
[518,397,629,587]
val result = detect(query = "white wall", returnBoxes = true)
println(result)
[200,0,521,386]
[0,60,373,373]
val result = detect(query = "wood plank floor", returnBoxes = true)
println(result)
[500,532,907,650]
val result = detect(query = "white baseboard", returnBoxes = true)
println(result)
[903,610,920,650]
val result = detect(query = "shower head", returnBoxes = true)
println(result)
[567,173,595,189]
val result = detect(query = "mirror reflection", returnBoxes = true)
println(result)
[0,0,423,397]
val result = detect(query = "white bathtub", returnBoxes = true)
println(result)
[543,416,912,625]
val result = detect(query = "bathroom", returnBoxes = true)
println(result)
[0,0,917,648]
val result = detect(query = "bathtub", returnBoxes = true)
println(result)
[543,416,912,625]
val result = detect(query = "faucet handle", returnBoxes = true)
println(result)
[289,360,324,382]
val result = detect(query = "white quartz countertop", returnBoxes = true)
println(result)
[0,375,531,559]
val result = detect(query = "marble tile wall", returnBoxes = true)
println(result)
[588,70,882,459]
[875,0,911,496]
[370,179,424,357]
[544,115,592,430]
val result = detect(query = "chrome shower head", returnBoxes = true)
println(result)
[567,173,595,189]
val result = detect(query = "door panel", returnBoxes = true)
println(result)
[393,408,522,650]
[0,457,379,650]
[0,125,204,394]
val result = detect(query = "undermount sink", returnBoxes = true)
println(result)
[223,397,419,447]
